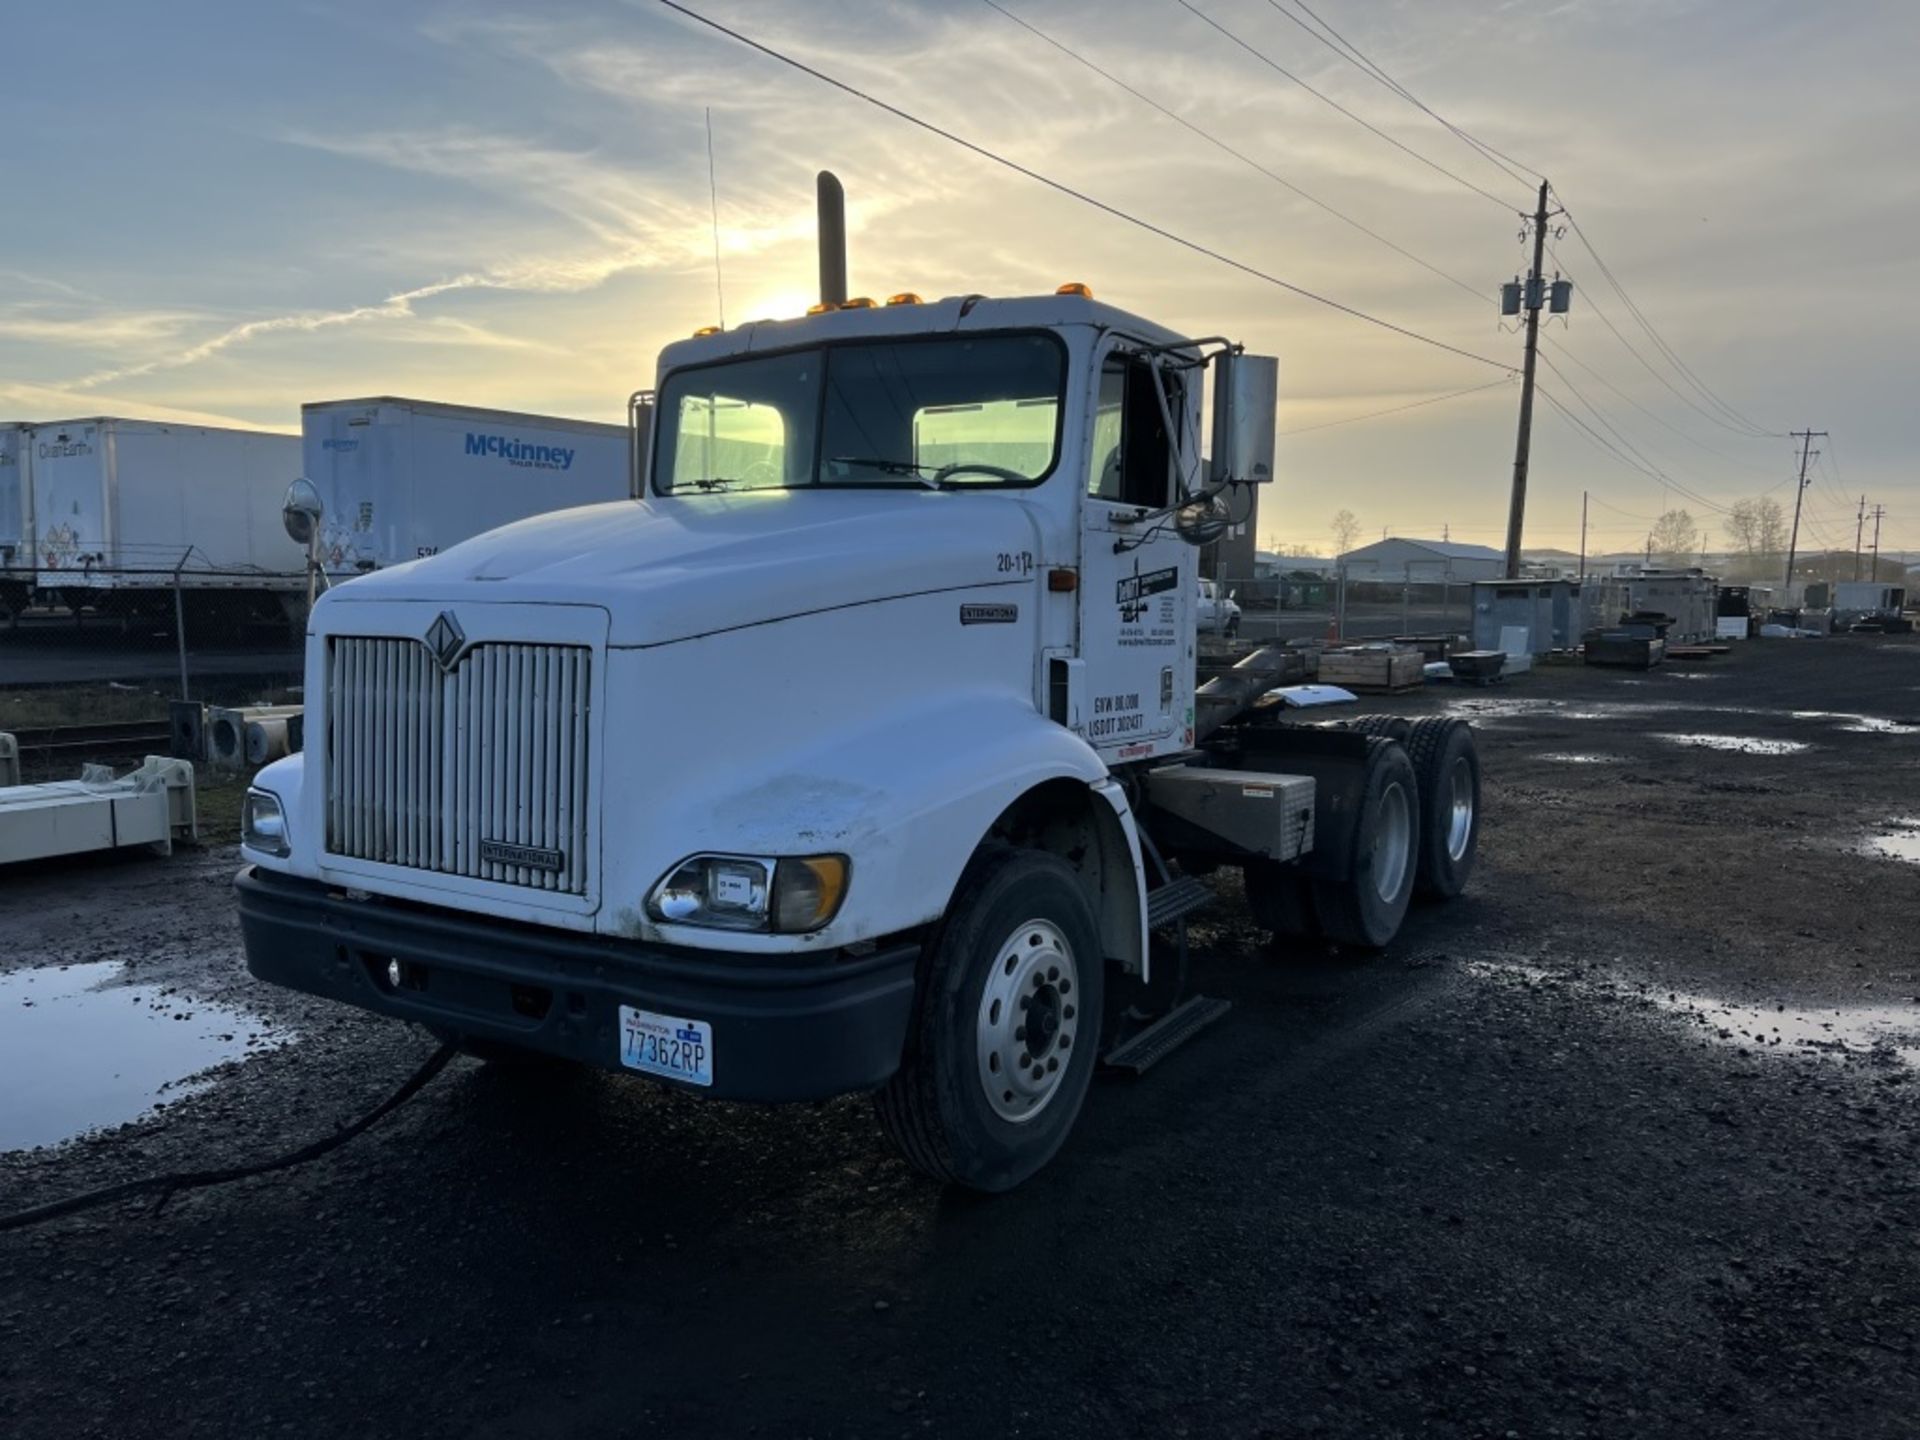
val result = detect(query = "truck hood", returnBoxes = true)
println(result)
[322,489,1046,647]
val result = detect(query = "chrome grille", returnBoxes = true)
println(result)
[325,635,591,894]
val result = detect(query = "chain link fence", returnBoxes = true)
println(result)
[1222,574,1475,645]
[1,569,306,781]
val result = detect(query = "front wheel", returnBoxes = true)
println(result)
[875,846,1105,1192]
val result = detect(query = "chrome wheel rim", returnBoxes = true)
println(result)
[1373,781,1413,902]
[1445,757,1475,861]
[976,918,1080,1124]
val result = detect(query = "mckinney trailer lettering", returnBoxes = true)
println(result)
[464,433,576,471]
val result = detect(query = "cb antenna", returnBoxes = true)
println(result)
[705,107,725,328]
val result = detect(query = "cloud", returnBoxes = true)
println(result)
[0,307,204,348]
[0,377,286,430]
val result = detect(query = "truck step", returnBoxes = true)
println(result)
[1102,995,1232,1074]
[1146,875,1213,930]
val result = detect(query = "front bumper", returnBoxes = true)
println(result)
[235,866,920,1102]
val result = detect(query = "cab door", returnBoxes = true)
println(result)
[1076,344,1195,760]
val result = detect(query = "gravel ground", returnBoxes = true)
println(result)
[2,638,1917,1439]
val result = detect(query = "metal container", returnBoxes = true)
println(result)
[1470,579,1582,654]
[1583,569,1718,644]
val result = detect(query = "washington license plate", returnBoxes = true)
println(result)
[618,1005,713,1088]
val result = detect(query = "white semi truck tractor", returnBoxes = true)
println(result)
[236,285,1480,1190]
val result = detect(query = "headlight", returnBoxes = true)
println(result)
[242,788,290,857]
[648,854,849,934]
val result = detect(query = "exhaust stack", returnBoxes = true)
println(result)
[817,170,847,308]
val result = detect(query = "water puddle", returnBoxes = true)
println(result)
[1865,817,1920,865]
[1468,960,1920,1070]
[1653,991,1920,1068]
[1655,733,1810,756]
[0,962,289,1151]
[1538,753,1623,765]
[1791,711,1920,735]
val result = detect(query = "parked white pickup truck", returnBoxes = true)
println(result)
[1197,578,1241,636]
[238,286,1479,1190]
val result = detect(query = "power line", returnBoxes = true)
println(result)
[1536,350,1733,517]
[1536,381,1740,525]
[1168,0,1524,213]
[1540,336,1795,484]
[1545,241,1781,442]
[979,0,1486,303]
[1278,377,1511,434]
[1559,210,1781,437]
[656,0,1516,373]
[1191,0,1782,460]
[1263,0,1543,190]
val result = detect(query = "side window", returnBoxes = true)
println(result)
[1086,354,1179,507]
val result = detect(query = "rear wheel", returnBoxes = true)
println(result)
[1309,740,1419,950]
[1406,717,1479,899]
[1344,714,1412,743]
[875,846,1104,1192]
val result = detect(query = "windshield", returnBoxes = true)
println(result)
[653,333,1065,494]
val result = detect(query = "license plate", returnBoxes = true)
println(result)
[618,1005,713,1088]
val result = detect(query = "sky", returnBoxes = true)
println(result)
[1,0,1915,556]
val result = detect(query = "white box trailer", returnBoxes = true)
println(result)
[0,421,30,617]
[301,397,638,579]
[28,417,304,618]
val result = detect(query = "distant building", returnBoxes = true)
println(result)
[1336,537,1506,582]
[1254,549,1337,578]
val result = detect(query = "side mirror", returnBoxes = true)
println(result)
[282,478,324,546]
[1209,352,1278,485]
[1174,493,1231,547]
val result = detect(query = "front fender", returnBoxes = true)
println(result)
[618,692,1113,955]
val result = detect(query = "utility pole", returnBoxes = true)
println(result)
[1578,490,1588,582]
[1870,504,1886,580]
[1502,179,1559,579]
[1854,496,1867,582]
[1783,428,1826,589]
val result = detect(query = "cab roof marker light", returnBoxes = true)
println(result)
[1055,282,1094,298]
[840,296,877,309]
[806,301,839,315]
[691,324,722,337]
[886,292,923,306]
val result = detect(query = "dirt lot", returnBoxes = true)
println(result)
[3,639,1917,1439]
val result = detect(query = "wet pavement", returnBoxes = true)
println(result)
[0,960,286,1150]
[2,639,1918,1438]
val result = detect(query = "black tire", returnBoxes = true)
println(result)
[875,845,1105,1192]
[1344,714,1412,742]
[1244,858,1320,940]
[1406,717,1480,900]
[1309,739,1419,950]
